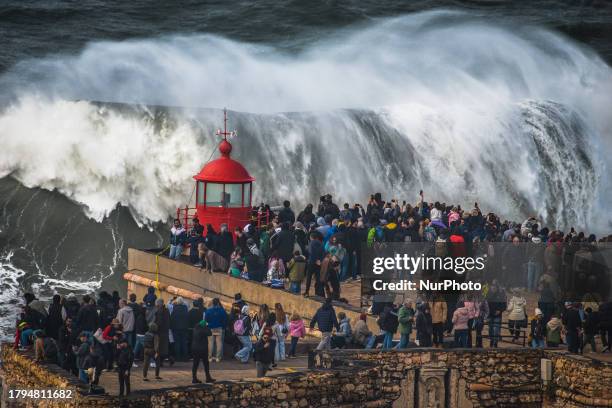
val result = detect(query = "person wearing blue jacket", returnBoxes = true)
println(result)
[309,298,339,350]
[205,298,228,362]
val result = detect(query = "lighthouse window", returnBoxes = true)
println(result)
[197,181,205,205]
[225,183,243,208]
[244,183,251,207]
[205,183,224,207]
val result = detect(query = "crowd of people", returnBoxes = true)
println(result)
[13,191,612,395]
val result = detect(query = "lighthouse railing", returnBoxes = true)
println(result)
[175,206,271,231]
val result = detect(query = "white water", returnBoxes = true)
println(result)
[0,10,611,229]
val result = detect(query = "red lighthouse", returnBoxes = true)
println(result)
[177,110,259,233]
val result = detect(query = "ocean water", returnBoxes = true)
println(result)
[0,0,611,339]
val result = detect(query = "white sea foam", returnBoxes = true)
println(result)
[0,10,610,231]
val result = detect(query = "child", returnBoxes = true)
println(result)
[288,313,305,358]
[332,312,352,349]
[188,229,203,266]
[582,307,598,353]
[228,247,244,278]
[546,315,562,347]
[76,332,91,384]
[287,251,307,294]
[267,259,283,282]
[116,338,134,397]
[530,308,546,349]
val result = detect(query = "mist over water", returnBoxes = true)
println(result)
[0,10,611,337]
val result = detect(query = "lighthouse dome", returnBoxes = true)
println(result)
[194,140,255,183]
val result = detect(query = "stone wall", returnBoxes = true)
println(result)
[126,248,378,331]
[546,351,612,407]
[312,348,543,407]
[3,345,612,407]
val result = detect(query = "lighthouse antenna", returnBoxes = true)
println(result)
[223,108,227,140]
[215,108,235,141]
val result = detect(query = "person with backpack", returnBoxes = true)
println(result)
[234,305,253,363]
[191,320,215,384]
[367,218,385,247]
[116,338,134,397]
[142,322,161,381]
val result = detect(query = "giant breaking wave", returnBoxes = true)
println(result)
[0,10,611,337]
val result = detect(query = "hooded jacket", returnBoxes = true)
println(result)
[398,305,415,334]
[310,303,339,333]
[170,226,187,246]
[205,305,228,330]
[116,305,135,332]
[289,319,305,338]
[353,320,372,345]
[143,287,157,308]
[507,296,527,321]
[76,303,99,333]
[191,323,212,354]
[452,307,470,330]
[288,255,307,282]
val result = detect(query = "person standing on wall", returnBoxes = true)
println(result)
[169,219,187,260]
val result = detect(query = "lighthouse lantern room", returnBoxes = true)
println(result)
[176,110,260,233]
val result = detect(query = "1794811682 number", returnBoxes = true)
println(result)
[8,389,74,399]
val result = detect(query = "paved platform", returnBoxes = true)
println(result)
[97,356,309,395]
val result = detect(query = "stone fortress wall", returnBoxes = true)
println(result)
[1,345,611,407]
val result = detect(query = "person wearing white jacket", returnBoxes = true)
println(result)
[506,290,527,342]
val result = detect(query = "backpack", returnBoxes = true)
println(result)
[143,332,155,349]
[233,317,246,336]
[423,225,437,242]
[43,338,58,361]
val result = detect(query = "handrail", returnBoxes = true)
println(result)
[175,207,271,230]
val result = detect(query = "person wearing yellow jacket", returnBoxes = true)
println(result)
[431,296,447,347]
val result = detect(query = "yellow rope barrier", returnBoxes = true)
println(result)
[155,245,171,296]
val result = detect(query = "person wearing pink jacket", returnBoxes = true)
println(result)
[288,313,305,358]
[452,302,470,348]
